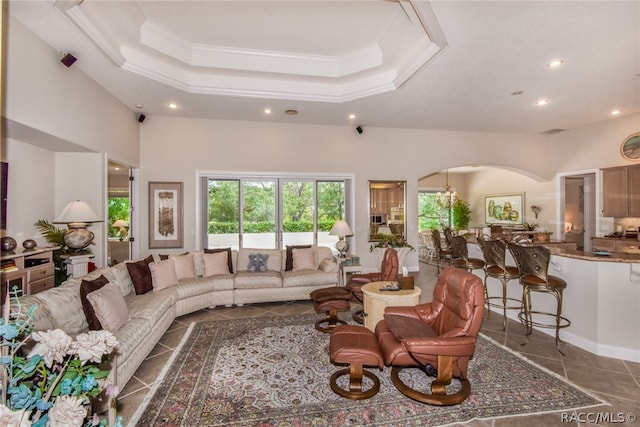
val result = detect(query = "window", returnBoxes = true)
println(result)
[418,192,444,231]
[202,175,350,250]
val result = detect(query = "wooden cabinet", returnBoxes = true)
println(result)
[370,188,389,215]
[1,246,58,304]
[629,165,640,216]
[602,164,640,217]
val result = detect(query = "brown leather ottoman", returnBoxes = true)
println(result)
[329,325,384,399]
[310,287,352,333]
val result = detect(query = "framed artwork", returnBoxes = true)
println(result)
[149,181,183,248]
[484,193,524,225]
[621,132,640,160]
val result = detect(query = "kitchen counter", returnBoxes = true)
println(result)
[548,247,640,263]
[468,242,640,362]
[591,236,640,255]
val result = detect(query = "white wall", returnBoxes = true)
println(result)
[3,139,55,246]
[554,113,640,171]
[3,16,139,166]
[54,153,107,266]
[1,15,140,266]
[139,117,558,270]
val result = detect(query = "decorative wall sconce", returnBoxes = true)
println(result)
[531,205,541,219]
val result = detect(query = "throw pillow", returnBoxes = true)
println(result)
[247,253,269,272]
[79,274,110,330]
[204,247,234,273]
[149,258,178,291]
[292,247,316,271]
[126,255,154,295]
[203,251,230,276]
[319,258,338,273]
[171,253,196,280]
[285,245,311,271]
[86,282,130,332]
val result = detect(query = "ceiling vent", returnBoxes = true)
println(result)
[541,128,567,135]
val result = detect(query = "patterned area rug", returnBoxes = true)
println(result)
[130,313,605,426]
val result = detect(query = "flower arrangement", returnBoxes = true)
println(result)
[0,290,121,427]
[369,234,414,252]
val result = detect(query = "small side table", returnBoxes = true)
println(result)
[339,262,363,286]
[362,281,421,332]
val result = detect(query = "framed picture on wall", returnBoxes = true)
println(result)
[621,132,640,160]
[484,193,524,226]
[149,181,183,248]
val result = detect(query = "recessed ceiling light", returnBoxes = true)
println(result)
[264,108,272,115]
[285,109,298,115]
[547,59,564,68]
[348,114,357,119]
[611,109,621,115]
[535,99,550,106]
[135,104,144,109]
[168,103,179,109]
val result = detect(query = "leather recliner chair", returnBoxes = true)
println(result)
[375,267,485,405]
[345,248,399,323]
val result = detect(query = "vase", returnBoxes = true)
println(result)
[372,247,411,269]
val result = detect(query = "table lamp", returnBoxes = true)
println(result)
[112,219,129,240]
[53,200,103,251]
[329,220,353,258]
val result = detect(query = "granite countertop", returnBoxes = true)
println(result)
[549,247,640,263]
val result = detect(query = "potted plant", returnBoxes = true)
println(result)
[452,199,472,232]
[369,234,414,267]
[0,292,121,426]
[34,220,71,286]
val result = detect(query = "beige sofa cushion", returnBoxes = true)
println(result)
[150,259,178,291]
[234,271,282,289]
[15,295,56,331]
[171,253,196,280]
[281,270,338,288]
[104,262,135,295]
[86,282,130,332]
[34,280,88,333]
[177,275,234,299]
[315,246,334,265]
[292,247,317,270]
[202,251,230,276]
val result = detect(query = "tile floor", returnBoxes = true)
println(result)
[117,263,640,426]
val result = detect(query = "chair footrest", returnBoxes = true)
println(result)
[518,311,571,330]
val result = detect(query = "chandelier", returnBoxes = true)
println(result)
[436,169,458,209]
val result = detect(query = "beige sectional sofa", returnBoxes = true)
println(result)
[17,246,338,390]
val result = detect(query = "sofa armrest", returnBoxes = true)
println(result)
[319,258,338,273]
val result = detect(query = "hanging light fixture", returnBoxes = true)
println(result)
[436,169,458,210]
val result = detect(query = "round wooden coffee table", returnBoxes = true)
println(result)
[362,281,421,331]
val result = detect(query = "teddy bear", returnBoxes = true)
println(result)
[248,253,269,272]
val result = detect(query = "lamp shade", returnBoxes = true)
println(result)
[53,200,102,227]
[329,220,353,237]
[112,219,129,228]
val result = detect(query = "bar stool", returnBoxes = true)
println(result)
[451,236,485,274]
[478,237,521,330]
[431,229,453,274]
[507,243,570,355]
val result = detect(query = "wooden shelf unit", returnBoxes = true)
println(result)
[1,246,59,304]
